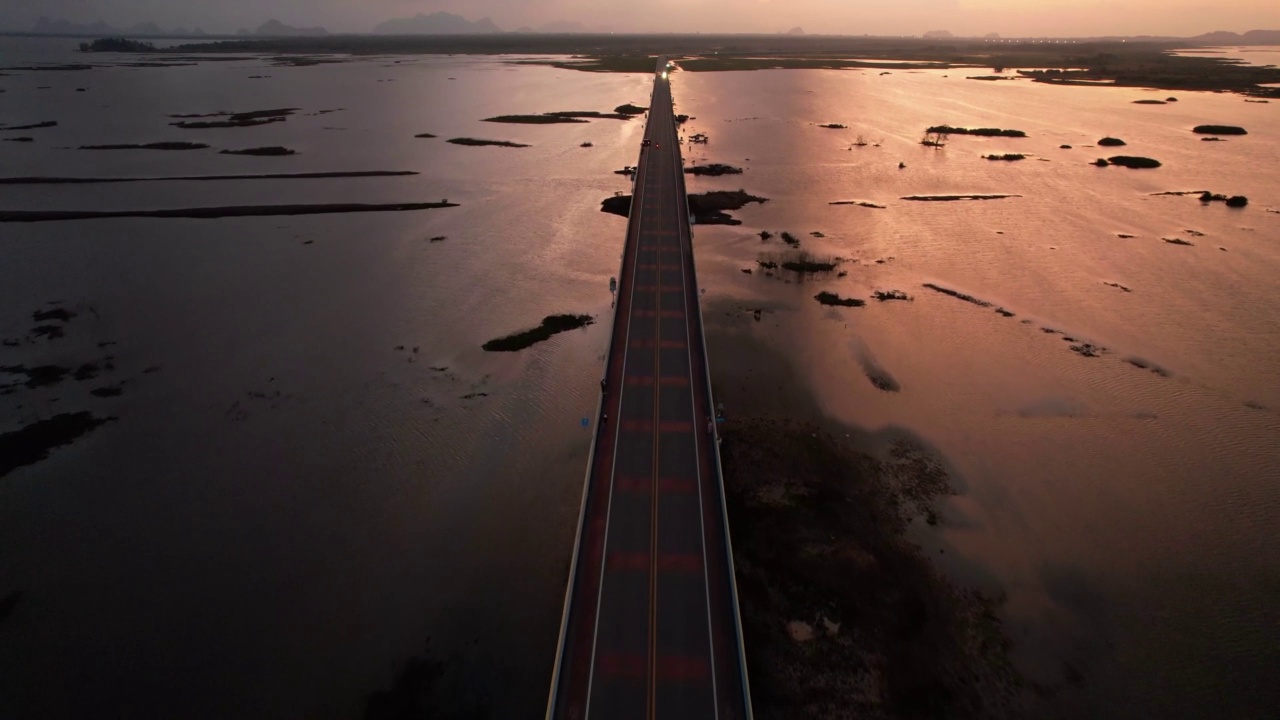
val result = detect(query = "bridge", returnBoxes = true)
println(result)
[544,61,754,720]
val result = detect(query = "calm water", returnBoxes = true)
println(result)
[675,57,1280,719]
[1,37,1278,719]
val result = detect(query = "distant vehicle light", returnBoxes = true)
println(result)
[661,71,668,80]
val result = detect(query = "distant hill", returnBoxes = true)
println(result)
[373,12,501,34]
[256,19,328,37]
[1188,29,1280,45]
[923,30,954,39]
[785,27,805,36]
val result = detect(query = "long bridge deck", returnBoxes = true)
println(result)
[545,63,753,720]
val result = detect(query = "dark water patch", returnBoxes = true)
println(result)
[684,163,742,176]
[168,112,232,119]
[921,283,993,308]
[219,146,296,156]
[830,200,885,208]
[3,137,34,143]
[814,291,865,307]
[1097,137,1126,146]
[1201,137,1227,142]
[0,171,417,185]
[984,154,1026,161]
[80,142,209,151]
[1192,125,1247,135]
[90,385,123,398]
[428,236,447,243]
[860,354,901,392]
[1184,229,1205,237]
[29,325,65,340]
[927,125,1027,137]
[995,308,1015,317]
[968,75,1017,81]
[33,307,75,323]
[1104,282,1133,293]
[414,132,436,138]
[0,590,22,626]
[1,121,57,131]
[0,202,458,223]
[902,194,1019,202]
[446,138,530,147]
[2,364,70,389]
[780,231,800,247]
[482,314,594,352]
[1106,156,1161,169]
[818,123,847,129]
[0,412,115,479]
[363,641,489,720]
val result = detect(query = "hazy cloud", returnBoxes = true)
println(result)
[1,0,1277,36]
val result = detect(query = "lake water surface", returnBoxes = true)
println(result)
[1,38,1277,719]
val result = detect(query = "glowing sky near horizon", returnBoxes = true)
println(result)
[3,0,1278,37]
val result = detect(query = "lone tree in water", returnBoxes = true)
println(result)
[920,128,949,147]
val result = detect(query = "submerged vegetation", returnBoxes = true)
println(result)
[687,190,769,225]
[482,314,594,352]
[684,164,743,176]
[814,291,865,307]
[446,138,530,148]
[80,142,209,151]
[983,154,1026,161]
[1200,192,1249,207]
[0,202,458,223]
[927,125,1027,138]
[219,146,295,156]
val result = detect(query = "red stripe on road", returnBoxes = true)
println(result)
[596,652,648,680]
[658,477,696,494]
[657,553,705,573]
[656,654,711,682]
[607,551,649,571]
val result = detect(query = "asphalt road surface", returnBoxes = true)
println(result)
[547,63,750,720]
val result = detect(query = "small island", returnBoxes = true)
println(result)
[1106,156,1162,169]
[1192,125,1247,135]
[446,138,530,148]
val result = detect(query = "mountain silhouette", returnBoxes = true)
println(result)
[374,12,501,34]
